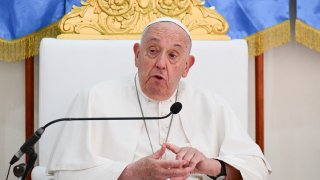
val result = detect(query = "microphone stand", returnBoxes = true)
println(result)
[22,147,37,180]
[7,102,182,180]
[12,146,37,180]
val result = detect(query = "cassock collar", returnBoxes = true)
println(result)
[135,74,178,104]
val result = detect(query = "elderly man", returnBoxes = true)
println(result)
[48,17,271,180]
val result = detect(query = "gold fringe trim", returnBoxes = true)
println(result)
[295,19,320,52]
[0,21,60,62]
[0,19,292,61]
[245,20,291,56]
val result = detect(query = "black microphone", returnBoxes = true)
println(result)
[9,102,182,165]
[10,128,44,165]
[170,101,182,114]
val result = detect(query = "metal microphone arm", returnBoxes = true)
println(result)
[7,102,182,180]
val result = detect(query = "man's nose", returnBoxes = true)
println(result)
[155,52,166,70]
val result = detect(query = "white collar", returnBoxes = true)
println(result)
[135,74,178,104]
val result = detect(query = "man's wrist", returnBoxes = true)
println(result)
[207,159,227,180]
[203,158,221,177]
[118,163,135,180]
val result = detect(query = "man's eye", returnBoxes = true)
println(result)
[169,53,177,58]
[168,53,178,61]
[149,48,157,54]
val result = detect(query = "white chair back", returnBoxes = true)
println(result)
[33,38,248,179]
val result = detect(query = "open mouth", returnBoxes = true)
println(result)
[155,75,164,80]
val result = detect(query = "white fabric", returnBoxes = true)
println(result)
[47,75,271,179]
[31,166,53,180]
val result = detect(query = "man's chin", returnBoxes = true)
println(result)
[144,86,170,100]
[148,93,170,101]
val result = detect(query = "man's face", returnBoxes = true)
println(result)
[133,22,195,101]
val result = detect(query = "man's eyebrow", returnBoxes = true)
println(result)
[145,37,160,43]
[173,44,183,49]
[145,37,184,50]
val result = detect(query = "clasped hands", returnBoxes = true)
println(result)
[119,143,220,180]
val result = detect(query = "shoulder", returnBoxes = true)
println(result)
[75,74,136,102]
[179,80,227,106]
[178,80,237,123]
[91,75,134,92]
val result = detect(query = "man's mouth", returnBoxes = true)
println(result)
[155,75,164,80]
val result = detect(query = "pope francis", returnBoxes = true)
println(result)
[47,17,271,180]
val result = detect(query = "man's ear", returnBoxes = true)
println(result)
[133,43,141,67]
[182,55,195,78]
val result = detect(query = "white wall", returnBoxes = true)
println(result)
[0,60,26,180]
[1,42,320,179]
[247,42,320,179]
[264,43,320,179]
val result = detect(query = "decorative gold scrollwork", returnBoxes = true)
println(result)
[97,0,133,16]
[58,0,230,40]
[156,0,190,16]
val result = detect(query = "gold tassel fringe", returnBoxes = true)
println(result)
[0,19,293,61]
[0,21,60,62]
[295,19,320,52]
[245,20,291,56]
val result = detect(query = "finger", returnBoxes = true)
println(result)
[152,144,167,159]
[181,149,196,163]
[158,166,192,178]
[188,154,201,170]
[175,148,188,160]
[157,159,185,169]
[165,143,181,154]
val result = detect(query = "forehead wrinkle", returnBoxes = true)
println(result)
[146,37,183,49]
[145,37,160,43]
[143,33,186,51]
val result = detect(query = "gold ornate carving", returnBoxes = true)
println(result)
[58,0,230,40]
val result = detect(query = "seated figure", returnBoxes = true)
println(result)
[47,17,271,180]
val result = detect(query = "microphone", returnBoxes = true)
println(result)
[10,128,44,165]
[170,101,182,114]
[9,102,182,165]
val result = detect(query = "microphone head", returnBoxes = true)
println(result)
[170,102,182,114]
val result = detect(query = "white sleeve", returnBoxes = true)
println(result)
[216,97,272,180]
[53,163,128,180]
[47,89,129,179]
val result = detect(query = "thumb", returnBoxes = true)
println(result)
[151,144,166,159]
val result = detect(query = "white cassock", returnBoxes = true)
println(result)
[47,75,272,180]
